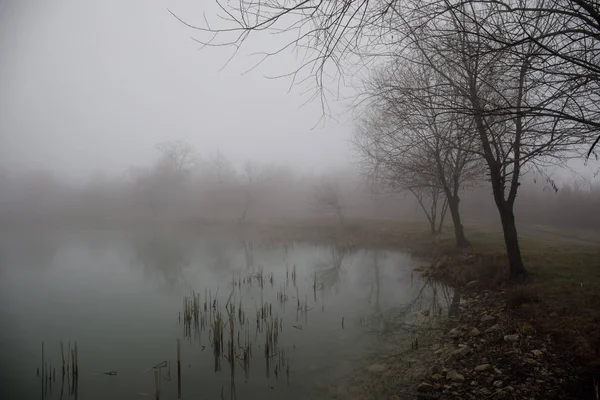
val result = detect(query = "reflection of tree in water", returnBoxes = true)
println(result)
[314,245,349,294]
[365,250,388,330]
[133,234,190,290]
[361,252,455,334]
[205,240,233,277]
[408,278,453,317]
[390,278,455,335]
[0,231,60,272]
[241,240,254,270]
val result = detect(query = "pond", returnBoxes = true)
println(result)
[0,228,444,400]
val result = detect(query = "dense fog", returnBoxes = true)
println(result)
[1,145,598,232]
[1,1,599,234]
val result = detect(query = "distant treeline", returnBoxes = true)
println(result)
[0,150,597,232]
[462,178,600,232]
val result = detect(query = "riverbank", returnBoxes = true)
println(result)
[246,218,600,399]
[3,217,599,398]
[334,280,594,400]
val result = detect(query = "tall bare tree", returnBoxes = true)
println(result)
[155,140,198,172]
[178,0,598,279]
[455,0,600,155]
[355,57,482,246]
[400,1,595,278]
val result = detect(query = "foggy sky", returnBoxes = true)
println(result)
[0,1,597,184]
[0,0,354,181]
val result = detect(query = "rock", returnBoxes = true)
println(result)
[494,368,502,375]
[504,334,519,342]
[505,386,515,392]
[451,346,472,359]
[485,324,501,333]
[481,314,496,323]
[466,280,479,288]
[446,370,465,382]
[470,328,481,337]
[448,328,463,338]
[470,380,478,386]
[474,364,493,372]
[367,363,387,373]
[431,373,443,381]
[417,382,434,393]
[494,380,504,388]
[531,349,544,358]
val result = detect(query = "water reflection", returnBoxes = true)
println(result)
[0,230,61,272]
[1,231,437,400]
[314,245,350,295]
[242,240,255,270]
[132,233,190,290]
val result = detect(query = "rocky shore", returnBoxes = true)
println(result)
[325,260,595,400]
[412,284,586,399]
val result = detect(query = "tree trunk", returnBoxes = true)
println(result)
[430,220,437,236]
[335,208,345,227]
[447,195,469,248]
[497,204,527,281]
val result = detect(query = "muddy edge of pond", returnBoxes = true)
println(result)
[327,255,595,400]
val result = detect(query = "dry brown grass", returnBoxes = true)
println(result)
[506,284,541,309]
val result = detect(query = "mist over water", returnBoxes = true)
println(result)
[1,1,600,399]
[0,230,432,400]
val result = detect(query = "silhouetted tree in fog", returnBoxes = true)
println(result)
[173,0,597,279]
[313,177,346,226]
[447,0,600,155]
[155,140,198,172]
[402,2,596,278]
[355,57,482,246]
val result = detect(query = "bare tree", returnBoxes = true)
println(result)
[155,140,198,172]
[455,0,600,155]
[175,0,597,279]
[313,177,346,226]
[209,151,236,183]
[400,1,595,278]
[170,1,410,108]
[238,161,259,224]
[355,57,482,246]
[411,186,449,236]
[358,140,450,236]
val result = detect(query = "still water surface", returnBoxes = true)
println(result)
[0,229,432,400]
